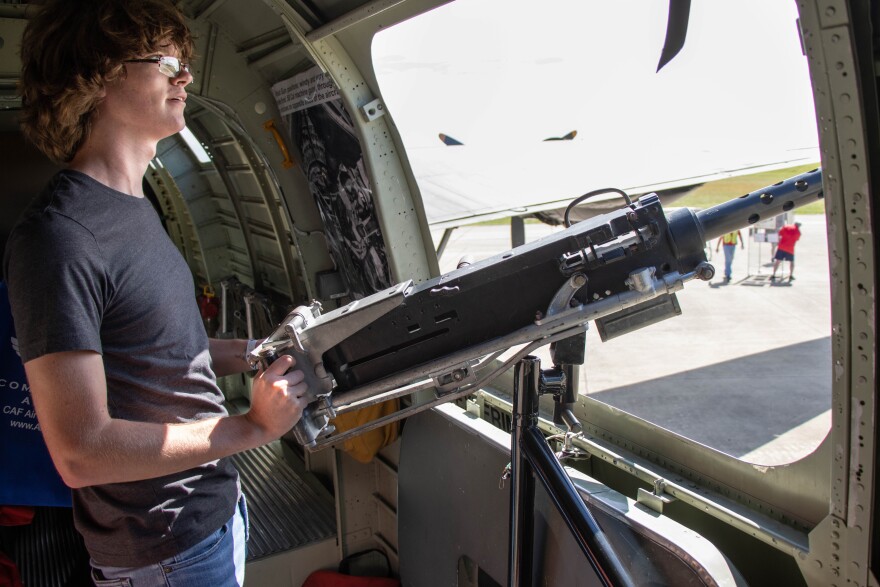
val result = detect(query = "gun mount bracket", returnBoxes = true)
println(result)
[545,273,588,318]
[434,361,479,395]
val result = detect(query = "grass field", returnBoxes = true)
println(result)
[474,162,824,226]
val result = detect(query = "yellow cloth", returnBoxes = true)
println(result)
[330,398,400,463]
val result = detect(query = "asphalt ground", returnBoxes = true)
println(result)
[432,214,831,465]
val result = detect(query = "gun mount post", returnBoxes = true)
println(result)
[509,356,635,587]
[550,332,586,434]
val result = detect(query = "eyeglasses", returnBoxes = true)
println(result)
[124,56,191,79]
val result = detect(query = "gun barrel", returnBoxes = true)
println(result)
[696,167,823,241]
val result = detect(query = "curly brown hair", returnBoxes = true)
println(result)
[19,0,194,164]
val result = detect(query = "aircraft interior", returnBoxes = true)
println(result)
[0,1,878,586]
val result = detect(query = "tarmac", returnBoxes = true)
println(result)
[432,214,831,465]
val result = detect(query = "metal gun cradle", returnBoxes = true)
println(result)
[249,168,824,450]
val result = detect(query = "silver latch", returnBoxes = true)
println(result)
[360,98,386,122]
[636,477,677,514]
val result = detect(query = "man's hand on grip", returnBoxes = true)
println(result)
[246,354,309,440]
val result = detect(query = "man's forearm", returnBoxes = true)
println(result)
[26,349,306,490]
[61,413,270,488]
[209,338,253,376]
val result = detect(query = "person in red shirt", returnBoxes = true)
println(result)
[771,222,802,282]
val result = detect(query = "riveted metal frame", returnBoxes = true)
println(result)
[792,0,879,585]
[262,0,439,285]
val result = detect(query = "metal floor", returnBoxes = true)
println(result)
[233,441,337,561]
[0,441,336,586]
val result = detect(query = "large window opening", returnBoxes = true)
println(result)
[373,0,828,464]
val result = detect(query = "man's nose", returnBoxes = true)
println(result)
[174,69,194,87]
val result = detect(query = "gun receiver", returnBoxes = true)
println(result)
[250,168,823,449]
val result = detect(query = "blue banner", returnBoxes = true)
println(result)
[0,281,70,506]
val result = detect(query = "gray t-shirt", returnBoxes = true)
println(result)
[3,170,239,566]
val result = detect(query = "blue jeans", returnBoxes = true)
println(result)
[90,494,248,587]
[722,244,736,279]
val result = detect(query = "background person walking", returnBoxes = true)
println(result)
[715,229,744,283]
[771,222,802,283]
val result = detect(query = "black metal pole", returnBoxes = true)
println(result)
[523,426,636,587]
[508,357,539,586]
[509,356,636,587]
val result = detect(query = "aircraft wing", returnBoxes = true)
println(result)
[411,139,820,230]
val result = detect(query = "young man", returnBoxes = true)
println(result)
[770,222,802,283]
[4,1,309,584]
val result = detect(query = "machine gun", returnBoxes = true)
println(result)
[249,168,824,450]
